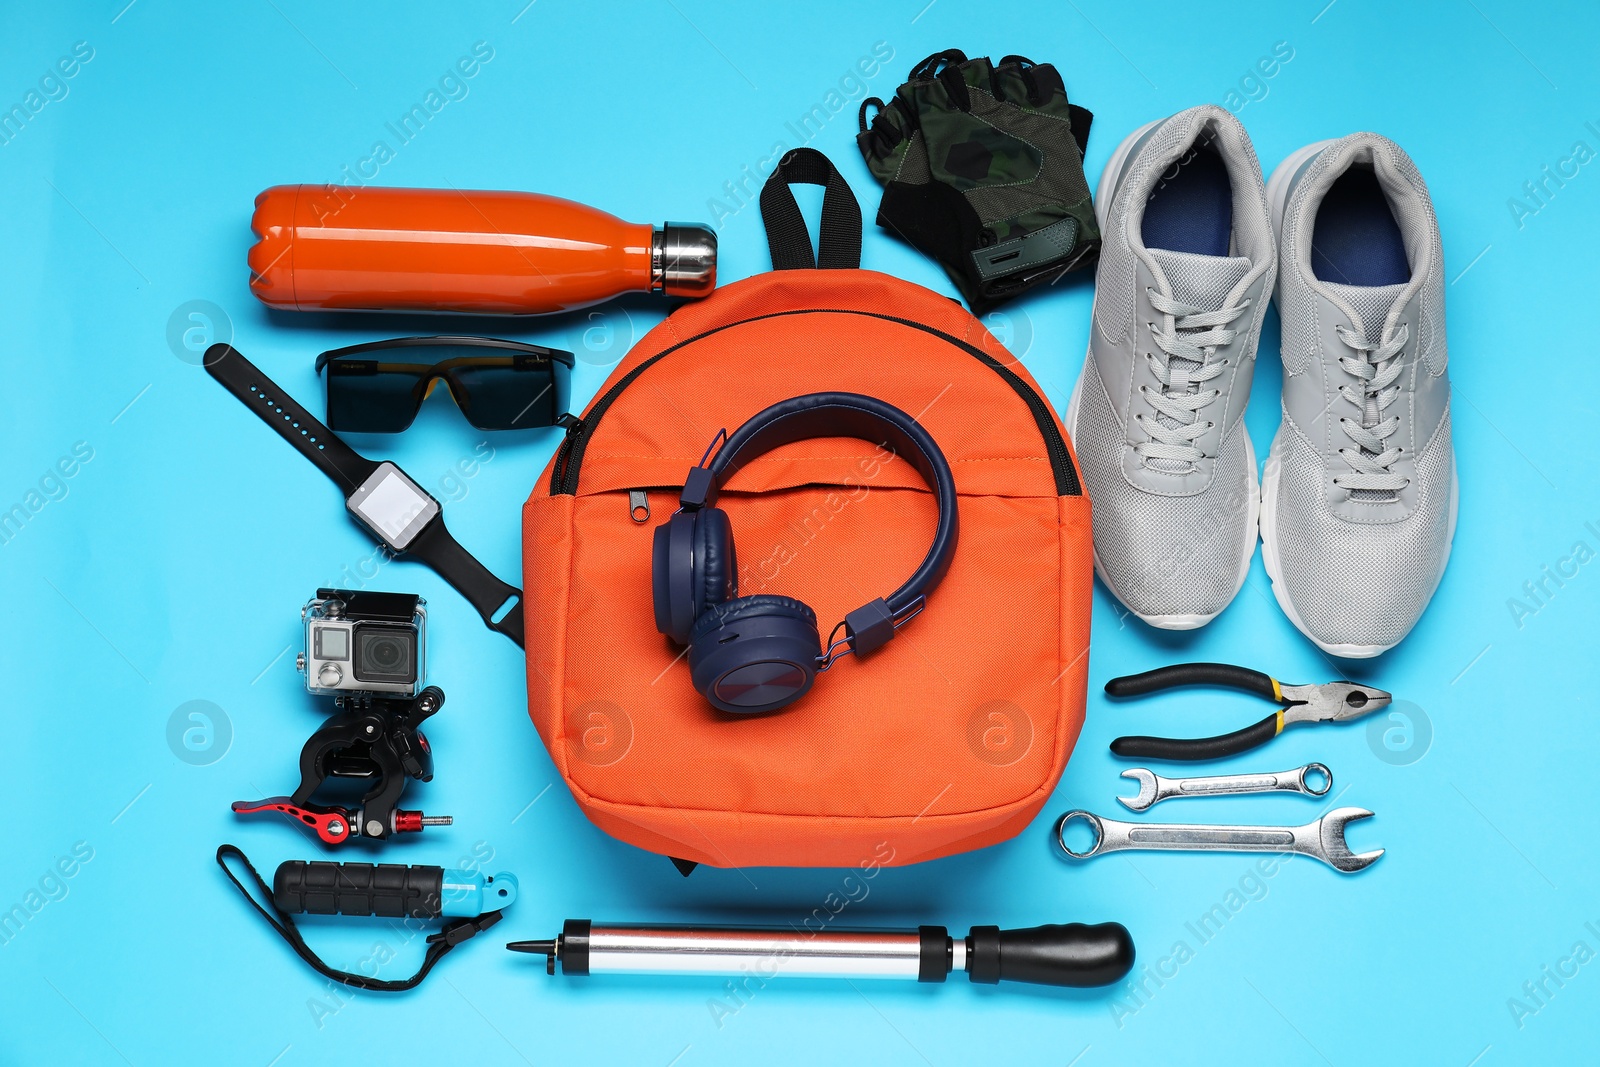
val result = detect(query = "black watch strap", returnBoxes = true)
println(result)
[204,343,526,649]
[408,518,525,646]
[204,344,378,494]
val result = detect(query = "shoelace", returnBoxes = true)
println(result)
[1134,288,1250,470]
[1333,322,1409,494]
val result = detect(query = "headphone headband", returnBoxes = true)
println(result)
[679,392,958,654]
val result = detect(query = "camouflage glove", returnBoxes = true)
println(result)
[856,50,1097,312]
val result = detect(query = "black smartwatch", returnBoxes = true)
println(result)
[204,343,525,648]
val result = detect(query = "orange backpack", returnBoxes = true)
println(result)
[522,150,1093,869]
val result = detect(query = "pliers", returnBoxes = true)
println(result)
[1106,662,1391,762]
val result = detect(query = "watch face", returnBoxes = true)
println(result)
[346,463,440,548]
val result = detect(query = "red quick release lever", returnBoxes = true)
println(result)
[231,797,352,845]
[231,797,452,845]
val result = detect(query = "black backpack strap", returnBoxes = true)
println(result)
[760,148,862,271]
[216,844,500,992]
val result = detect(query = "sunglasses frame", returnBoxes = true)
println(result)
[316,335,574,433]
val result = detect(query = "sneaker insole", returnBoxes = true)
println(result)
[1310,167,1410,286]
[1141,146,1232,256]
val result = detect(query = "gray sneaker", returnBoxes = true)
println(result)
[1067,106,1276,628]
[1263,133,1457,657]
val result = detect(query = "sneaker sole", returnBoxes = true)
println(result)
[1068,118,1260,631]
[1261,142,1460,658]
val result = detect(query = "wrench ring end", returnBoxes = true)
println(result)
[1300,762,1333,797]
[1054,810,1104,860]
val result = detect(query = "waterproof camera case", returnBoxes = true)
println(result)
[298,589,426,698]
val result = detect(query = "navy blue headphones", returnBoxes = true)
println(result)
[652,393,959,714]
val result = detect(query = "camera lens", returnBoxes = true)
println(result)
[353,625,416,685]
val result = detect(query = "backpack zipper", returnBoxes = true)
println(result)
[550,308,1080,497]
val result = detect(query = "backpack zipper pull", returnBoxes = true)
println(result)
[628,490,650,523]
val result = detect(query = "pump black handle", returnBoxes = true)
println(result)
[965,922,1135,988]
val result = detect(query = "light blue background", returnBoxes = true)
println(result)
[3,1,1596,1064]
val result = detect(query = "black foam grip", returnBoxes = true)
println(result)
[273,860,444,919]
[966,923,1134,988]
[1105,662,1279,702]
[1110,712,1281,762]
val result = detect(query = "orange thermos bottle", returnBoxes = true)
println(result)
[247,185,717,315]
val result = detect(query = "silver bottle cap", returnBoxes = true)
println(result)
[652,223,717,297]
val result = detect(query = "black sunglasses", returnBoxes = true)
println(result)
[316,336,574,433]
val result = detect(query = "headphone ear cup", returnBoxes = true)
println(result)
[688,595,822,714]
[652,511,701,644]
[695,506,736,610]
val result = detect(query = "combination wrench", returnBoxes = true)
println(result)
[1053,807,1384,874]
[1117,763,1331,812]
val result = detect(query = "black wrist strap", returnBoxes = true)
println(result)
[204,344,378,493]
[204,344,525,649]
[216,844,500,992]
[408,518,525,646]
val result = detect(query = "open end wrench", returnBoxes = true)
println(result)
[1117,763,1332,812]
[1054,807,1384,874]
